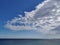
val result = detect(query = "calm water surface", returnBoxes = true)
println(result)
[0,39,60,45]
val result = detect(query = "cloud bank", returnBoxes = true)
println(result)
[5,0,60,34]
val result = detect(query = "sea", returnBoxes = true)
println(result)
[0,39,60,45]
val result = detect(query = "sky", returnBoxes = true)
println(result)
[0,0,60,39]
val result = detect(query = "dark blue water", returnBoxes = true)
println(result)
[0,39,60,45]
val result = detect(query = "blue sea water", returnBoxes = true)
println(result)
[0,39,60,45]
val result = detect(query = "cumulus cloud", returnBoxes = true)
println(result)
[5,0,60,34]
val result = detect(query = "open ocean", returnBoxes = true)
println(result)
[0,39,60,45]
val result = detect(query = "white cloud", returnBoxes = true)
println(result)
[5,0,60,35]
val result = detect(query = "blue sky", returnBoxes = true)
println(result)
[0,0,44,38]
[0,0,43,21]
[0,0,60,39]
